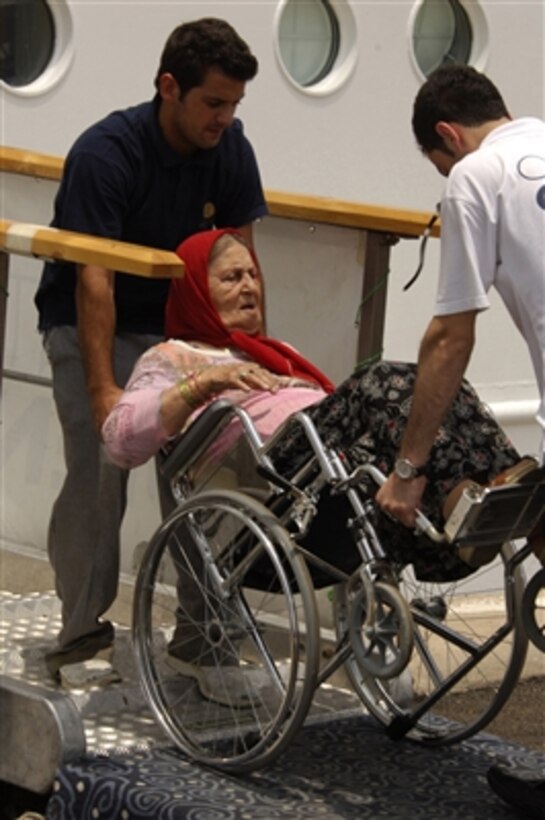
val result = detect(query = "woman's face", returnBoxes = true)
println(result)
[207,240,263,334]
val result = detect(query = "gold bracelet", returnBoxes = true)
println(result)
[188,371,208,404]
[178,378,200,410]
[194,368,217,403]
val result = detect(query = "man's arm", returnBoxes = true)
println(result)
[376,310,478,526]
[76,264,123,430]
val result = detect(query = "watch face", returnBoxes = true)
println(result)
[395,459,415,480]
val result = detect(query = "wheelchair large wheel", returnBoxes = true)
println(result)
[335,542,528,745]
[133,489,320,773]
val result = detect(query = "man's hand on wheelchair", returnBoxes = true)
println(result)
[376,473,427,529]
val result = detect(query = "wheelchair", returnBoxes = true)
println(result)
[132,399,545,774]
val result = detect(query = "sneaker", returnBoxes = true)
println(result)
[45,622,114,680]
[59,647,121,690]
[166,654,268,708]
[487,764,545,820]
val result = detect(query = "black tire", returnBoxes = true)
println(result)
[133,489,319,773]
[522,567,545,651]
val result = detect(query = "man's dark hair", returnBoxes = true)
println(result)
[412,63,510,153]
[155,18,258,95]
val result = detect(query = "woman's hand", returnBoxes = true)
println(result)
[199,362,281,396]
[159,362,280,437]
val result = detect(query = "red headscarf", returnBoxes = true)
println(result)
[165,229,335,393]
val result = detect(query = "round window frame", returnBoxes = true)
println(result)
[0,0,74,97]
[274,0,358,97]
[408,0,490,81]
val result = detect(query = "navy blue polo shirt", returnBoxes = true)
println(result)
[35,97,267,334]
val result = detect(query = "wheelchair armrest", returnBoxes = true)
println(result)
[160,399,239,482]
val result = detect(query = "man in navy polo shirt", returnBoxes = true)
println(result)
[35,17,267,688]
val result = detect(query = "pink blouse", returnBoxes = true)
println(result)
[102,340,326,469]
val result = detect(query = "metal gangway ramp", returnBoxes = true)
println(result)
[2,586,544,820]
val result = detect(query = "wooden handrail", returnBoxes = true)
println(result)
[0,146,64,181]
[0,145,440,239]
[266,190,439,238]
[0,219,184,278]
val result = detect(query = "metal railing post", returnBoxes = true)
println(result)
[0,250,9,398]
[355,230,398,366]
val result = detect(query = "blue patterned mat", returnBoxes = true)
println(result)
[45,714,544,819]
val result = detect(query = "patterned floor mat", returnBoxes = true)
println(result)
[45,714,544,819]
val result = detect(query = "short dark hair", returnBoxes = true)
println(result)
[155,18,258,95]
[412,63,510,153]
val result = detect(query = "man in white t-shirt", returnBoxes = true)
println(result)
[377,63,545,819]
[378,63,545,527]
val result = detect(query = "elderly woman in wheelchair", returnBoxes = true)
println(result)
[103,228,545,773]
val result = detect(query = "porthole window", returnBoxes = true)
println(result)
[0,0,74,96]
[275,0,357,96]
[277,0,339,87]
[410,0,489,78]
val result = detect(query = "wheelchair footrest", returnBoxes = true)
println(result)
[444,480,545,547]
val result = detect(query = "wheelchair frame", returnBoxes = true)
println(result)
[133,399,544,774]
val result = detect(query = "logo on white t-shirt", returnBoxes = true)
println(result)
[517,155,545,210]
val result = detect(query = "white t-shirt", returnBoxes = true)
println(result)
[434,117,545,455]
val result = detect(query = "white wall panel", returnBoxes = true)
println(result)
[1,0,544,567]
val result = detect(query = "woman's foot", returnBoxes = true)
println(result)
[443,458,543,517]
[443,458,545,568]
[442,479,501,568]
[490,456,542,486]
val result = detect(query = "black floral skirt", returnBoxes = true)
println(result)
[270,361,520,582]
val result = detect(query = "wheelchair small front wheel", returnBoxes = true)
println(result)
[335,542,528,745]
[133,489,320,774]
[348,580,413,679]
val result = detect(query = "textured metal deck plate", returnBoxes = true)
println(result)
[0,590,363,791]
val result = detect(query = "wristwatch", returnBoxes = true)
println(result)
[394,457,428,480]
